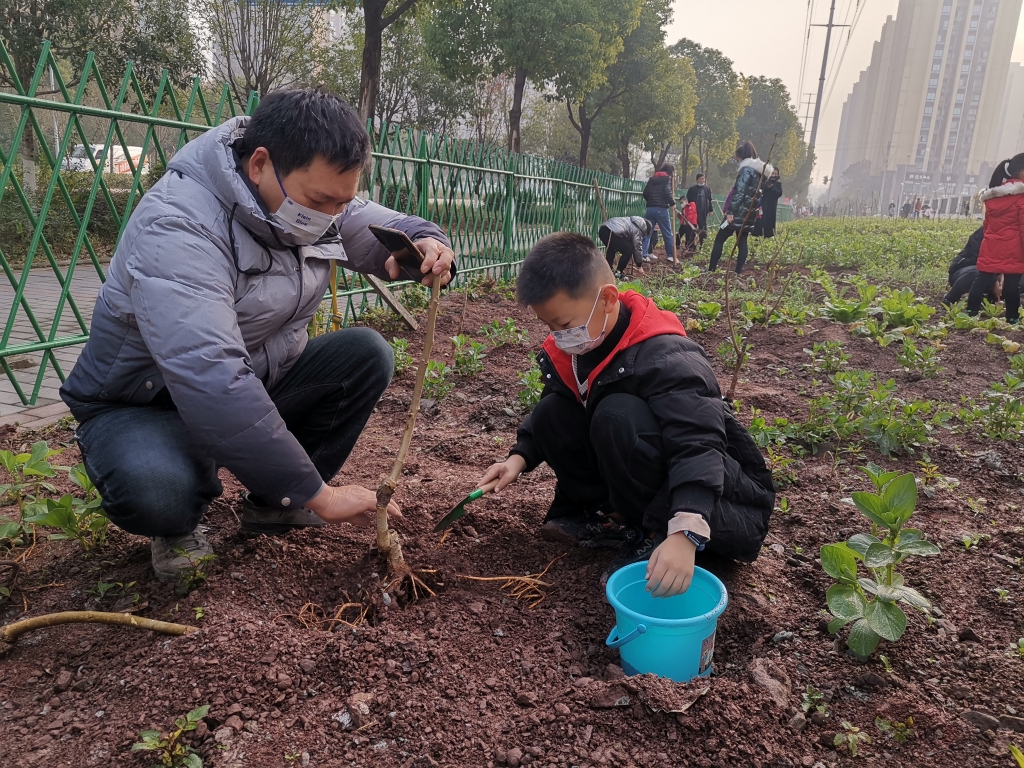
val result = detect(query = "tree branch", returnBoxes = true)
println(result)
[382,0,417,29]
[565,100,582,133]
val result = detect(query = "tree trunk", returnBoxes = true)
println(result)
[577,107,593,169]
[358,4,385,123]
[618,136,631,179]
[21,132,37,199]
[680,138,691,187]
[507,65,527,153]
[656,141,672,171]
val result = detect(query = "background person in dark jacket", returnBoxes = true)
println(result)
[752,169,782,239]
[709,142,773,274]
[59,89,454,583]
[944,226,1000,304]
[686,173,714,246]
[480,233,774,592]
[599,215,652,276]
[641,163,676,263]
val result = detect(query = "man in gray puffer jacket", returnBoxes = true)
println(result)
[59,89,455,582]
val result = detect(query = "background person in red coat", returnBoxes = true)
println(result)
[967,153,1024,323]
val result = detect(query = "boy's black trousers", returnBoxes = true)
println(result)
[527,392,773,561]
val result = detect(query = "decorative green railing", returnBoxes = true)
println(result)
[0,42,645,405]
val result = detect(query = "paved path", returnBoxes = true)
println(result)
[0,265,104,426]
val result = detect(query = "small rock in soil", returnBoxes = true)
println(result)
[298,659,316,674]
[948,684,973,700]
[589,684,631,709]
[773,631,794,644]
[224,715,243,731]
[1001,715,1024,732]
[484,677,499,688]
[788,713,808,732]
[506,747,524,767]
[468,602,485,615]
[463,525,479,538]
[605,664,625,680]
[53,671,72,693]
[750,658,792,709]
[855,672,887,691]
[554,703,570,718]
[961,709,1001,731]
[785,557,803,568]
[346,693,375,728]
[214,726,234,744]
[810,711,828,726]
[958,627,982,643]
[514,693,537,708]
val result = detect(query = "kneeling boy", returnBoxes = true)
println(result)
[480,233,774,596]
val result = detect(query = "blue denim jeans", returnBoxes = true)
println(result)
[641,206,675,261]
[75,327,393,538]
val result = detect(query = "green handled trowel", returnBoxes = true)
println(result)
[433,478,500,532]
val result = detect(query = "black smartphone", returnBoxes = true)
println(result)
[368,223,424,282]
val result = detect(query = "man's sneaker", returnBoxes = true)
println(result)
[239,492,326,536]
[151,529,214,583]
[600,531,667,586]
[541,514,631,548]
[666,256,676,264]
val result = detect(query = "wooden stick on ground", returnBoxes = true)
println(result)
[373,275,443,598]
[1,611,198,656]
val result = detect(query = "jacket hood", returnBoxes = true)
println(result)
[167,116,309,248]
[653,171,669,177]
[979,181,1024,201]
[738,158,774,176]
[541,291,687,403]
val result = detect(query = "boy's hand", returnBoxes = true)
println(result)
[645,533,697,598]
[480,454,527,493]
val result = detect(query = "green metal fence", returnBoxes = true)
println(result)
[0,42,645,406]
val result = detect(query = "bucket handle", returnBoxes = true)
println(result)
[605,623,647,649]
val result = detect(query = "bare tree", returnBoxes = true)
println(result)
[355,0,419,123]
[204,0,328,106]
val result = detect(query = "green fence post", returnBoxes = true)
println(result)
[501,153,517,277]
[415,130,430,221]
[553,172,565,233]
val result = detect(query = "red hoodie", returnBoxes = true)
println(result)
[977,180,1024,274]
[541,291,687,403]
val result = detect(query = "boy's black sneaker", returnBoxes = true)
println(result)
[540,514,629,547]
[600,531,667,586]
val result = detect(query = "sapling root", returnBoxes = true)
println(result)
[0,611,198,656]
[374,275,443,600]
[457,555,564,608]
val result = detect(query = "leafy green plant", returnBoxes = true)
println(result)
[985,333,1021,354]
[400,284,430,310]
[0,517,25,549]
[958,372,1024,440]
[801,685,829,718]
[995,588,1010,602]
[717,332,751,372]
[804,341,850,374]
[876,288,935,329]
[833,721,872,757]
[1011,744,1024,768]
[821,282,877,323]
[1011,638,1024,658]
[423,360,454,400]
[389,337,414,375]
[132,705,209,767]
[821,466,940,657]
[480,318,527,346]
[653,294,682,313]
[38,492,109,552]
[875,716,914,743]
[0,440,61,519]
[517,353,544,410]
[766,446,799,487]
[686,301,721,332]
[451,335,487,376]
[961,532,989,550]
[895,339,944,378]
[175,553,216,598]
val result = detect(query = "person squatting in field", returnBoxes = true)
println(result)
[943,226,1000,306]
[479,233,775,597]
[60,89,456,583]
[599,215,654,278]
[967,153,1024,323]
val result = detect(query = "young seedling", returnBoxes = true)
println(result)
[451,334,487,376]
[961,532,989,550]
[0,440,61,521]
[174,552,216,598]
[801,685,829,718]
[1012,638,1024,658]
[423,360,454,400]
[686,301,722,333]
[879,654,894,674]
[995,588,1010,602]
[895,339,944,378]
[875,716,914,743]
[1011,744,1024,768]
[132,705,209,768]
[821,465,940,657]
[480,318,527,346]
[39,493,109,552]
[517,355,545,410]
[833,721,872,757]
[390,338,414,375]
[374,277,443,599]
[804,341,850,375]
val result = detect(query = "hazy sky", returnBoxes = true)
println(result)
[667,0,1024,181]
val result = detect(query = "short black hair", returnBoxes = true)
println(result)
[516,233,614,306]
[239,88,371,175]
[696,172,706,180]
[659,163,675,175]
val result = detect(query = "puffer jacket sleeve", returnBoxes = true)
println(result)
[337,198,453,281]
[634,339,729,521]
[125,216,325,509]
[726,167,762,227]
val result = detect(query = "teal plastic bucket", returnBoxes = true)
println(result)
[605,562,728,682]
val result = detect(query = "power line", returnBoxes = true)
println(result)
[824,0,869,111]
[809,0,851,151]
[797,0,815,111]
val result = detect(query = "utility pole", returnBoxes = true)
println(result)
[809,0,850,152]
[800,93,816,142]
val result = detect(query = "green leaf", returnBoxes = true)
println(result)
[865,600,908,642]
[874,584,900,602]
[858,577,879,595]
[894,585,931,610]
[896,540,940,556]
[865,543,898,569]
[846,533,880,558]
[187,705,210,722]
[183,755,204,768]
[851,491,892,528]
[898,528,924,543]
[882,473,918,522]
[827,616,851,634]
[847,618,881,657]
[0,520,22,539]
[820,543,859,582]
[827,584,866,620]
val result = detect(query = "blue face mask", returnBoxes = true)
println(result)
[552,289,609,354]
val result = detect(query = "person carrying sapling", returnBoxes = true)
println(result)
[478,233,775,595]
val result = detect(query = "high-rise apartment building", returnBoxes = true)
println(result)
[832,0,1022,208]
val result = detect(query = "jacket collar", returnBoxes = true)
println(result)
[738,157,774,176]
[541,291,687,403]
[653,171,669,177]
[979,181,1024,201]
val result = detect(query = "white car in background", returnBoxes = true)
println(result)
[62,144,150,174]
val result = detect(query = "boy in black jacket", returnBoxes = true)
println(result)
[480,233,774,595]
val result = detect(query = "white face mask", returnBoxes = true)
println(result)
[552,289,610,355]
[270,165,337,245]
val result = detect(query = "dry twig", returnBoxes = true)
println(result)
[1,611,198,656]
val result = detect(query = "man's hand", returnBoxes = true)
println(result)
[384,236,454,288]
[306,484,401,527]
[726,214,735,224]
[645,533,697,598]
[479,454,527,493]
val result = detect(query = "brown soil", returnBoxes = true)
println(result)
[2,266,1024,768]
